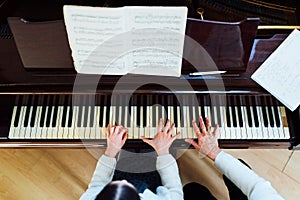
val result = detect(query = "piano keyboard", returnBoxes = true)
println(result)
[8,94,290,140]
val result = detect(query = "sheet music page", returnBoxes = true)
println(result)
[63,5,128,75]
[125,6,187,77]
[63,6,187,76]
[251,29,300,111]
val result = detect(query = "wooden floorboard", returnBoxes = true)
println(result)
[0,148,299,200]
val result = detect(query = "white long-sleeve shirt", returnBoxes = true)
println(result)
[215,151,284,200]
[79,154,183,200]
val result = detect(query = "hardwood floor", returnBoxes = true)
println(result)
[0,148,299,200]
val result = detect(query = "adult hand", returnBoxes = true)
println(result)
[141,118,180,156]
[185,117,221,161]
[105,124,128,158]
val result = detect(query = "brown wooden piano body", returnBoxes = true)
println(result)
[0,0,299,149]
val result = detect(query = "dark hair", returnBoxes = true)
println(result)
[95,182,140,200]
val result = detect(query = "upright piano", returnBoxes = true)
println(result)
[0,0,299,149]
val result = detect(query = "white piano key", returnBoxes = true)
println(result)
[133,105,139,139]
[280,107,290,139]
[45,105,54,139]
[101,105,107,139]
[234,105,242,139]
[266,105,276,139]
[94,106,101,139]
[240,106,248,139]
[256,106,266,139]
[84,106,92,139]
[8,105,18,139]
[219,106,226,139]
[182,105,189,139]
[57,106,65,139]
[275,106,284,139]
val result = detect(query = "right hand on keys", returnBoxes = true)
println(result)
[185,117,221,161]
[141,118,181,156]
[105,124,128,158]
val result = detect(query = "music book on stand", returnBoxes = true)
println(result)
[63,5,188,77]
[251,29,300,111]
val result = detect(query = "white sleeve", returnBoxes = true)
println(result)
[156,154,184,200]
[214,151,284,200]
[79,155,116,200]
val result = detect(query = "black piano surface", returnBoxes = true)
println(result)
[0,0,299,149]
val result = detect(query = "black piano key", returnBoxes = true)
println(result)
[215,95,222,126]
[115,95,123,125]
[89,95,95,127]
[128,95,133,127]
[61,95,68,127]
[121,95,127,126]
[30,95,39,127]
[260,96,269,127]
[98,95,104,127]
[39,95,46,127]
[157,95,162,120]
[51,95,59,127]
[273,99,281,127]
[188,96,194,127]
[152,95,156,127]
[266,96,275,127]
[23,95,32,127]
[179,95,185,127]
[245,96,253,127]
[106,95,111,126]
[207,96,215,126]
[83,95,89,127]
[67,95,73,127]
[200,95,206,120]
[136,95,141,127]
[251,96,260,127]
[229,96,237,127]
[45,95,54,127]
[14,95,23,127]
[215,95,223,127]
[77,95,84,127]
[164,95,168,121]
[173,96,178,126]
[142,95,147,127]
[237,96,244,127]
[194,95,200,123]
[225,96,231,127]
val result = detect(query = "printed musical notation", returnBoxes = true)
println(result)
[251,29,300,111]
[63,5,187,76]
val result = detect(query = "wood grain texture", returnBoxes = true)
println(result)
[0,148,299,200]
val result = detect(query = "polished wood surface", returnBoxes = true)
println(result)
[0,148,299,199]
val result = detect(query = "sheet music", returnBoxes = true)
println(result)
[251,29,300,111]
[63,6,187,76]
